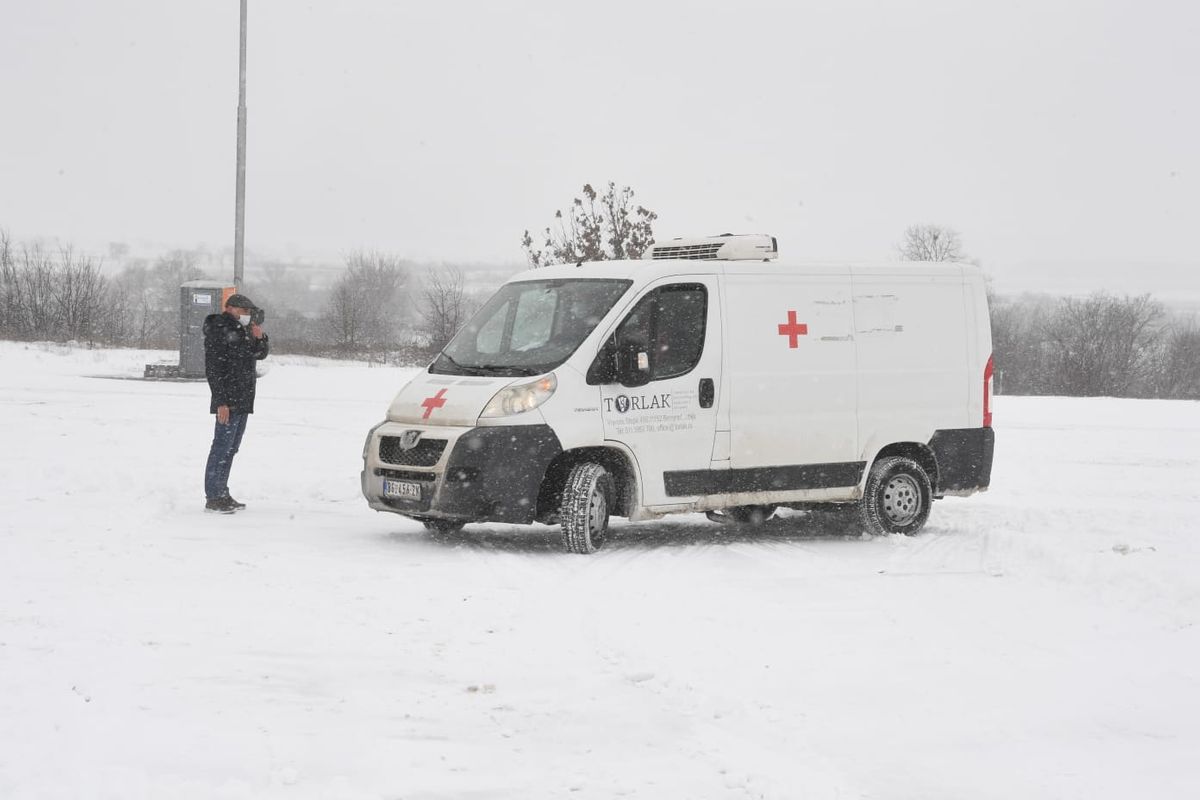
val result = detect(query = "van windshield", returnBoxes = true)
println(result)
[430,278,632,377]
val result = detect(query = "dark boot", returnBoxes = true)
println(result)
[205,497,237,514]
[222,495,247,510]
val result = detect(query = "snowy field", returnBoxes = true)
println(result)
[1,341,1198,800]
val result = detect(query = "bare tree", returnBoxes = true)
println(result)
[148,250,207,347]
[418,265,470,351]
[55,245,108,342]
[12,243,60,340]
[603,183,657,261]
[1150,321,1200,399]
[323,250,411,352]
[106,264,157,347]
[0,240,106,343]
[522,182,657,267]
[324,278,364,352]
[97,277,135,346]
[243,262,325,352]
[0,229,16,339]
[989,293,1060,395]
[1042,293,1163,397]
[897,224,965,262]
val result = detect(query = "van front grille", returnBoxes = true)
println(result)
[379,436,447,467]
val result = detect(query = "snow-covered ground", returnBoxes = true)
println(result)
[2,341,1198,800]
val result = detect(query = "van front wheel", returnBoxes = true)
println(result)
[861,456,932,536]
[560,462,614,554]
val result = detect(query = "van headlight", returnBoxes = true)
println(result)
[362,420,387,459]
[481,373,557,418]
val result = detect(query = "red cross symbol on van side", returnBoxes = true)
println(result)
[777,310,809,348]
[421,388,448,419]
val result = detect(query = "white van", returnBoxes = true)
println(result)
[361,234,994,553]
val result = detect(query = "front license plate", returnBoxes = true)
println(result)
[383,478,421,501]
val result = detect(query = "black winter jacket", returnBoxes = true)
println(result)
[203,312,270,414]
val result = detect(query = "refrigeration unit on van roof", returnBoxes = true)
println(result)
[648,233,778,261]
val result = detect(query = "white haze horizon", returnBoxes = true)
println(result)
[2,0,1198,303]
[7,230,1197,311]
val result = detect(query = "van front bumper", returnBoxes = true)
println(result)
[362,422,563,524]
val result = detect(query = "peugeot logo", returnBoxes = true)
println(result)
[398,430,423,450]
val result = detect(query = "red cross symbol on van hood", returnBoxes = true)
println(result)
[421,388,448,419]
[777,310,809,348]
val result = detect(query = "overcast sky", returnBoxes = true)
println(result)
[1,0,1197,286]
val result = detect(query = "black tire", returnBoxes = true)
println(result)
[859,456,932,536]
[422,519,465,535]
[559,462,614,554]
[725,504,777,525]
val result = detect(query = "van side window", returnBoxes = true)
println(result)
[654,285,707,378]
[589,283,707,383]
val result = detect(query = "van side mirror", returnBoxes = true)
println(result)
[616,341,651,387]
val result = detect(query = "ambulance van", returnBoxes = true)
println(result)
[361,234,994,553]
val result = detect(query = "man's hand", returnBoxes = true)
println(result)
[217,405,230,425]
[249,323,263,339]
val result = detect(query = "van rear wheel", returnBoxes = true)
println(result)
[560,462,614,554]
[860,456,932,536]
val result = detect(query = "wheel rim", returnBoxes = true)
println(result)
[881,473,922,526]
[587,484,608,545]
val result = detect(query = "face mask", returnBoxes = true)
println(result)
[238,314,251,326]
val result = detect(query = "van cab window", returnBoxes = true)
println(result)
[474,300,510,355]
[431,279,632,377]
[589,283,707,383]
[510,287,557,351]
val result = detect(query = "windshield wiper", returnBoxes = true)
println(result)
[439,353,536,377]
[437,352,498,376]
[478,364,538,376]
[436,352,472,374]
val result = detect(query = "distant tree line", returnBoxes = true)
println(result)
[991,292,1199,399]
[0,229,481,362]
[1,231,119,344]
[4,216,1198,399]
[317,251,481,359]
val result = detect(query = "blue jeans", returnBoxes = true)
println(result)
[204,413,249,500]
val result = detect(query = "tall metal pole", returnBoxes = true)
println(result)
[233,0,247,287]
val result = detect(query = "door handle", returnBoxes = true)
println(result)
[699,378,715,408]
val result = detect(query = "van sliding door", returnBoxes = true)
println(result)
[723,270,860,483]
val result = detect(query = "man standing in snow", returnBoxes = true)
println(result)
[203,293,269,513]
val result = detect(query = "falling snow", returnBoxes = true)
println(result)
[2,342,1198,799]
